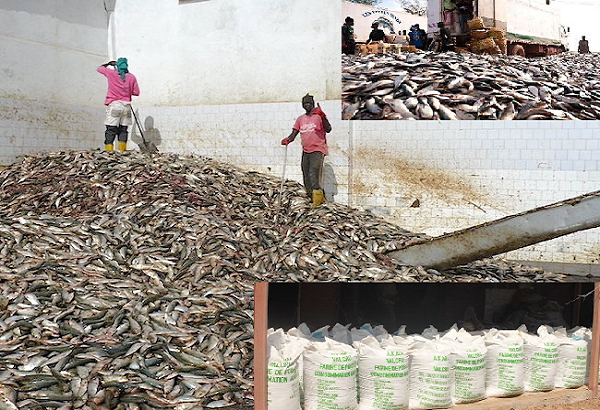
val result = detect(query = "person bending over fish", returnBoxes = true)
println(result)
[281,94,332,207]
[97,58,140,152]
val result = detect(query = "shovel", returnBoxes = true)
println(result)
[130,106,159,153]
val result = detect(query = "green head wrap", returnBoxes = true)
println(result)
[116,58,128,81]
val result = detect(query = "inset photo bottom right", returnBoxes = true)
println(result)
[256,282,600,410]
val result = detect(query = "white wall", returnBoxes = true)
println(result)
[506,0,561,42]
[111,0,341,107]
[0,0,107,104]
[0,0,108,163]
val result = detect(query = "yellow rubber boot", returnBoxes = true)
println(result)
[118,142,127,152]
[312,189,324,207]
[105,144,113,152]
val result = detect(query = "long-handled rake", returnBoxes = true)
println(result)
[278,145,288,201]
[274,145,288,222]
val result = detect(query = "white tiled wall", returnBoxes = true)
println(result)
[0,98,103,165]
[351,120,600,265]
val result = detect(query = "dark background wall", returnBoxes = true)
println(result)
[268,283,594,335]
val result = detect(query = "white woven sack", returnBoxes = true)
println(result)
[303,338,359,410]
[351,325,374,344]
[484,329,524,397]
[442,328,487,404]
[522,326,558,392]
[569,327,592,384]
[408,339,452,409]
[355,335,410,410]
[554,328,587,388]
[331,323,352,345]
[286,326,317,403]
[267,344,302,410]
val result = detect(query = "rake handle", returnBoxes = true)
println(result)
[130,105,148,144]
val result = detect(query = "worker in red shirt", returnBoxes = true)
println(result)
[281,94,332,207]
[97,58,140,152]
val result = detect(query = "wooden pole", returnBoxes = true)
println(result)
[588,283,600,396]
[254,282,269,410]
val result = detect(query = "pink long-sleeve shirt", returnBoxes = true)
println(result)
[97,66,140,105]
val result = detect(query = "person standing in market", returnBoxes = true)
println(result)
[366,22,385,44]
[408,24,424,50]
[443,0,456,27]
[436,22,455,52]
[578,36,590,54]
[342,16,356,55]
[281,94,332,207]
[97,58,140,152]
[455,0,473,34]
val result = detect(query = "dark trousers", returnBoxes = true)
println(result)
[104,125,129,145]
[343,42,356,55]
[301,151,324,197]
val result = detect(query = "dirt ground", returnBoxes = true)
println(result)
[455,387,599,410]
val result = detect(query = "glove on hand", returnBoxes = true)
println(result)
[312,103,327,119]
[281,138,291,146]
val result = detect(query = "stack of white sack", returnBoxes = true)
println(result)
[269,323,593,410]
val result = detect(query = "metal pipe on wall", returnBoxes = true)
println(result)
[104,0,117,60]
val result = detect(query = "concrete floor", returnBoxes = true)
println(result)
[455,386,593,410]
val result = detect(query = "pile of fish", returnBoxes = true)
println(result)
[342,51,600,120]
[0,151,567,409]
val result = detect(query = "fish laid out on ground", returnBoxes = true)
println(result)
[342,51,600,120]
[0,150,567,409]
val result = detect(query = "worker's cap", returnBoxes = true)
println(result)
[345,16,354,23]
[302,94,315,104]
[371,22,378,28]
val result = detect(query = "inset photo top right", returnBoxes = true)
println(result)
[342,0,600,120]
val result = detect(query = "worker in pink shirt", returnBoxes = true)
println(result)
[97,58,140,152]
[281,94,332,207]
